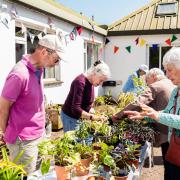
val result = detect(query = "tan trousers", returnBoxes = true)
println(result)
[6,136,42,175]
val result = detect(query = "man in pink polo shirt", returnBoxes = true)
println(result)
[0,34,65,174]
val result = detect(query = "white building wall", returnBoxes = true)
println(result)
[105,34,180,98]
[0,1,105,104]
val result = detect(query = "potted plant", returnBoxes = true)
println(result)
[74,143,93,176]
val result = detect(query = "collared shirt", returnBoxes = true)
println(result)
[1,55,45,144]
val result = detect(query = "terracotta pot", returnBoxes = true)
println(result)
[131,159,139,169]
[113,176,128,180]
[81,156,93,167]
[87,176,105,180]
[74,162,89,176]
[55,165,70,180]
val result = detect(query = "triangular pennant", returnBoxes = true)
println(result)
[152,44,158,51]
[47,17,54,28]
[21,23,26,33]
[37,32,42,40]
[105,38,110,45]
[10,4,18,20]
[43,27,47,35]
[125,46,131,53]
[76,26,83,35]
[114,46,119,54]
[69,31,75,40]
[135,37,139,45]
[65,34,71,45]
[139,38,146,46]
[28,32,35,44]
[72,27,78,37]
[165,38,171,46]
[171,34,177,42]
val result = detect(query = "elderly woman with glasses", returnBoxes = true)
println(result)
[61,60,111,132]
[125,47,180,180]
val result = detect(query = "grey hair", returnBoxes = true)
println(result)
[163,47,180,68]
[146,68,165,80]
[86,61,111,79]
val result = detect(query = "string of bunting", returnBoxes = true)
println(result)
[105,34,178,55]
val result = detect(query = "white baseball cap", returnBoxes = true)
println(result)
[38,34,66,60]
[139,64,149,73]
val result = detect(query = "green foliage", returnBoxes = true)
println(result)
[75,143,93,159]
[117,93,135,110]
[41,158,50,175]
[0,147,27,180]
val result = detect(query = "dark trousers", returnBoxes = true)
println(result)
[161,141,169,170]
[162,142,180,180]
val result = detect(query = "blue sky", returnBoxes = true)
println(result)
[56,0,151,25]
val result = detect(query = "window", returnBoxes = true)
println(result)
[84,41,100,72]
[15,25,61,84]
[156,2,177,16]
[148,45,172,70]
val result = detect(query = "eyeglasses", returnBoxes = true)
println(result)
[46,48,60,64]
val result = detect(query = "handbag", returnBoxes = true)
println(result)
[165,90,180,166]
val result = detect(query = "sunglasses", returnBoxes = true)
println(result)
[46,48,60,64]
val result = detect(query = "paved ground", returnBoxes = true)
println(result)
[51,131,164,180]
[141,147,164,180]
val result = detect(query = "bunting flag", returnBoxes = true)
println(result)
[28,32,35,44]
[152,44,158,51]
[92,34,95,44]
[76,26,83,35]
[135,37,139,45]
[10,4,18,20]
[72,27,78,37]
[139,38,146,46]
[114,46,119,54]
[21,23,26,33]
[171,34,177,42]
[69,31,75,40]
[105,38,110,45]
[37,32,42,39]
[47,17,54,28]
[43,27,47,35]
[165,38,171,46]
[125,46,131,53]
[65,34,71,45]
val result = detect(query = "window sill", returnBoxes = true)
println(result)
[43,79,64,87]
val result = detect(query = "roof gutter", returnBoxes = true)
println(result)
[108,29,180,36]
[13,0,107,36]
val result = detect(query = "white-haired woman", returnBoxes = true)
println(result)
[61,60,111,132]
[125,47,180,180]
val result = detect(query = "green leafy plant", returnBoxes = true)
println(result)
[75,143,93,159]
[0,147,27,180]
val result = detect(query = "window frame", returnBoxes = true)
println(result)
[155,2,178,17]
[83,40,100,72]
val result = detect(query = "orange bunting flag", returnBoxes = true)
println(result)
[114,46,119,54]
[139,38,146,46]
[165,38,171,46]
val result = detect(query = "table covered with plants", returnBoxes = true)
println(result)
[27,92,156,180]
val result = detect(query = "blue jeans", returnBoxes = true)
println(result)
[61,110,79,132]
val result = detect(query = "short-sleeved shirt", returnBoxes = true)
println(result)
[1,55,45,144]
[62,74,94,119]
